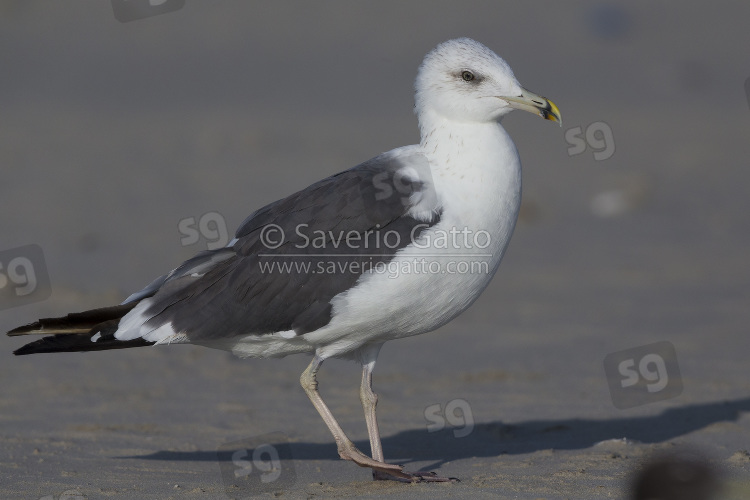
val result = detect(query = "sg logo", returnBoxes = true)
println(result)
[0,244,51,311]
[604,341,683,409]
[424,398,474,438]
[231,444,281,483]
[565,121,615,161]
[178,212,230,250]
[362,155,436,222]
[217,432,296,496]
[618,353,669,393]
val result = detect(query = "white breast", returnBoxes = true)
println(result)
[308,120,523,359]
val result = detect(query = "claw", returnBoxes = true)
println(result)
[373,469,460,483]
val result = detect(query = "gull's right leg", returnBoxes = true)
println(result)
[299,355,409,479]
[358,358,459,483]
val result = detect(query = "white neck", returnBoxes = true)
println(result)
[418,108,522,232]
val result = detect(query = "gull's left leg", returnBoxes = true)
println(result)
[358,346,459,483]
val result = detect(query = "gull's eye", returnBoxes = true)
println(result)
[460,70,475,82]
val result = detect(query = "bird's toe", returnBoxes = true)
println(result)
[373,469,459,483]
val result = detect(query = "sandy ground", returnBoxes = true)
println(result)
[2,1,750,499]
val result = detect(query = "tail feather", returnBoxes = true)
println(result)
[8,302,156,355]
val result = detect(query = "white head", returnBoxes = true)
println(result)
[414,38,561,127]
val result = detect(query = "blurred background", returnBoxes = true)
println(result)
[1,2,748,499]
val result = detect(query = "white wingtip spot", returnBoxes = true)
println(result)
[279,331,296,339]
[91,332,102,343]
[141,321,179,343]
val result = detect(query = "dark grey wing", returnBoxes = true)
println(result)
[133,148,441,341]
[121,249,234,305]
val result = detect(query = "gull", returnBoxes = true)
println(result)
[8,38,561,482]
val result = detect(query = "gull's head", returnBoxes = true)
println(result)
[415,38,561,126]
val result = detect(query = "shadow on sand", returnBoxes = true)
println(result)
[118,397,750,469]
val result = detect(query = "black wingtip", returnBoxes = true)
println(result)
[8,302,150,355]
[13,333,155,355]
[13,340,44,356]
